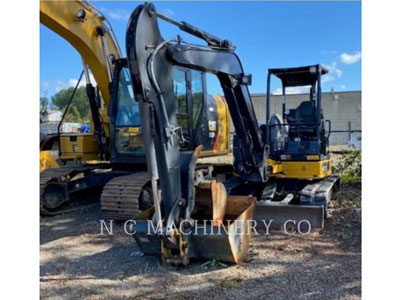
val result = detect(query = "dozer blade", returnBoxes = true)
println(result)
[132,189,256,264]
[253,202,324,232]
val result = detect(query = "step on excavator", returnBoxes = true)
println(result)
[39,1,230,217]
[124,3,339,265]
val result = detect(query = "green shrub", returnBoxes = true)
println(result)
[332,150,361,184]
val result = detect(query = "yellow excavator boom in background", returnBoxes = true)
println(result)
[40,0,121,165]
[40,0,120,110]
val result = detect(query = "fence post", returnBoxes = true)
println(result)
[348,121,352,142]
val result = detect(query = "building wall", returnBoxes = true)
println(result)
[227,91,361,146]
[250,91,361,129]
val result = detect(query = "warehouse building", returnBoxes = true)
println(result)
[246,90,362,146]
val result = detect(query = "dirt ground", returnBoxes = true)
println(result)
[40,184,361,300]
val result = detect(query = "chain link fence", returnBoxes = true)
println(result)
[229,120,361,152]
[329,130,361,152]
[328,120,361,152]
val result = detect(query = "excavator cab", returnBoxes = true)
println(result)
[108,59,230,165]
[266,65,329,161]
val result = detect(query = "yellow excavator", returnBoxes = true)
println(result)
[39,0,230,217]
[40,0,119,166]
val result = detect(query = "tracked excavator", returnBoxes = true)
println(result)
[39,1,230,217]
[265,65,340,218]
[124,3,339,265]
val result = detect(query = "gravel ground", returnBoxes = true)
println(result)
[40,184,361,300]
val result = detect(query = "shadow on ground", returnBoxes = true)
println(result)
[40,187,361,300]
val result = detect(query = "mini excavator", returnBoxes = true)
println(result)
[265,65,340,217]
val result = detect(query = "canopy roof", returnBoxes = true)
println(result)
[269,64,328,87]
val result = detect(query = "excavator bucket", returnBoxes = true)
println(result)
[132,183,256,264]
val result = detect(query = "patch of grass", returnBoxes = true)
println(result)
[226,280,241,289]
[219,277,244,289]
[336,231,351,239]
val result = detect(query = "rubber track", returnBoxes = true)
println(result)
[300,175,340,205]
[100,172,149,221]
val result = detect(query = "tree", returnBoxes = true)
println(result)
[51,86,90,123]
[64,105,82,123]
[40,95,49,112]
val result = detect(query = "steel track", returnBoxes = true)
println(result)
[100,172,149,220]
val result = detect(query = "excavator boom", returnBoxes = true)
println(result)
[40,0,121,107]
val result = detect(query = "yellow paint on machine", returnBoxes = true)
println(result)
[40,0,120,111]
[268,159,332,180]
[59,135,100,161]
[198,95,230,158]
[214,95,230,151]
[128,127,140,133]
[40,150,60,172]
[306,155,320,161]
[40,0,121,165]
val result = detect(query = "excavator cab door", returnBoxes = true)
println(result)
[109,59,146,164]
[172,67,218,152]
[173,67,192,149]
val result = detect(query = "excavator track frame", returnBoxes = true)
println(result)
[40,164,102,215]
[100,172,150,220]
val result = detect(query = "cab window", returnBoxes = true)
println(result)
[173,68,189,136]
[191,70,204,128]
[115,67,144,155]
[116,68,140,127]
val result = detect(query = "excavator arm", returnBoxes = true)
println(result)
[126,3,260,264]
[126,3,266,215]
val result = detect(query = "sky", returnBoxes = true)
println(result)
[40,1,361,97]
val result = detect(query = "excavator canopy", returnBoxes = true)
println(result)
[269,64,328,87]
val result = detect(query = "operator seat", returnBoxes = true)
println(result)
[290,101,317,137]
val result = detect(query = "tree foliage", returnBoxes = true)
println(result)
[51,86,90,123]
[40,96,49,112]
